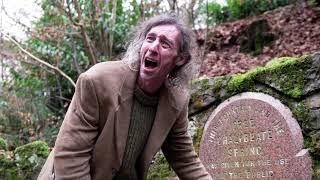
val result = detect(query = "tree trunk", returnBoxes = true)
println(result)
[74,0,98,65]
[108,0,118,59]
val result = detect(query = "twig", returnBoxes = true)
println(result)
[74,0,97,65]
[57,0,97,65]
[1,31,76,87]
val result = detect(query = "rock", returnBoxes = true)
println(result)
[14,141,49,170]
[304,52,320,94]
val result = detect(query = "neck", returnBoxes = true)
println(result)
[137,77,165,95]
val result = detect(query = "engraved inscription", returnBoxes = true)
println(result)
[200,93,311,179]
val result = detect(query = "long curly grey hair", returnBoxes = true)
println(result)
[122,14,199,90]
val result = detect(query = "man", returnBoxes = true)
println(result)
[39,14,211,180]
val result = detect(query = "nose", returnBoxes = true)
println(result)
[148,40,159,55]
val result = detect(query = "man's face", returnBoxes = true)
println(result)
[139,24,184,83]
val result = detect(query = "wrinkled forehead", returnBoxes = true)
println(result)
[146,24,182,48]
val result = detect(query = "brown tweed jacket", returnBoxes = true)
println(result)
[39,61,211,180]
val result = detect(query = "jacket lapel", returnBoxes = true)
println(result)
[139,85,189,178]
[114,65,137,166]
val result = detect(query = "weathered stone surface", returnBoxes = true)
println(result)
[304,52,320,94]
[190,54,314,116]
[306,92,320,109]
[199,92,312,179]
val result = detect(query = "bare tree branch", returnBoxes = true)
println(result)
[1,31,76,87]
[189,0,197,27]
[140,0,145,20]
[57,0,97,65]
[74,0,98,65]
[199,0,209,69]
[109,0,118,58]
[70,37,83,75]
[65,3,82,26]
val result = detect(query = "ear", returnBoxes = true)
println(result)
[175,55,187,67]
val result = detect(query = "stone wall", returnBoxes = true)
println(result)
[189,52,320,176]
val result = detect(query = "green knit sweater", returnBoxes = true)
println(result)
[114,86,159,180]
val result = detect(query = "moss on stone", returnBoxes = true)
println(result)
[262,56,310,98]
[291,102,312,124]
[2,141,50,179]
[190,54,312,114]
[228,71,254,94]
[314,160,320,177]
[0,137,7,150]
[191,78,212,99]
[14,141,49,170]
[191,77,227,97]
[226,55,311,98]
[193,127,204,154]
[304,136,316,153]
[211,77,224,94]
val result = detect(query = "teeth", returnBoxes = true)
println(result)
[145,57,158,68]
[146,57,156,62]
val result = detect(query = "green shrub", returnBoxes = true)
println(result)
[0,138,7,150]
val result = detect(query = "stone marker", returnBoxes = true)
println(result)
[200,92,312,179]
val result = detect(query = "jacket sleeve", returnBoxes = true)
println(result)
[161,105,212,180]
[54,73,99,180]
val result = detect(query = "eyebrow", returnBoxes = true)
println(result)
[146,32,175,47]
[160,35,174,47]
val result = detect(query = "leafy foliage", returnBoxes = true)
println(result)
[147,152,175,179]
[21,0,143,115]
[0,141,49,179]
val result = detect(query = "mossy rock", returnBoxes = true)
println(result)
[190,77,228,114]
[190,54,313,113]
[14,141,49,170]
[0,141,50,179]
[193,127,204,154]
[227,55,311,98]
[7,141,50,179]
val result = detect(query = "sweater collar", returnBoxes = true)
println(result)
[119,62,188,111]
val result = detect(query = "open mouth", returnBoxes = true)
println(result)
[145,57,158,68]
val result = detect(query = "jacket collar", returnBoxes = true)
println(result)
[118,62,138,102]
[119,62,189,112]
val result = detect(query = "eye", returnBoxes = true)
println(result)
[146,36,155,42]
[161,40,171,49]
